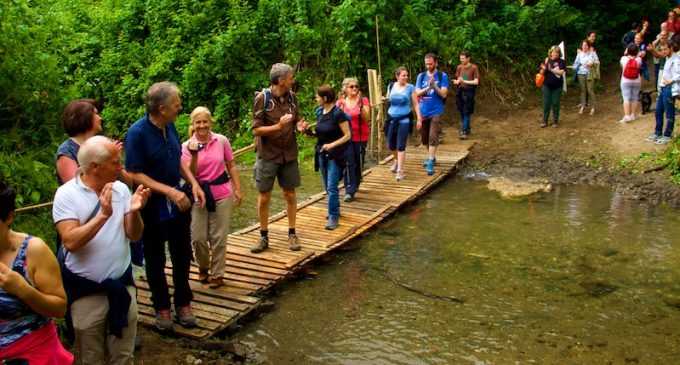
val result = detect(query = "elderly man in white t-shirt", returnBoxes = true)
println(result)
[53,135,149,365]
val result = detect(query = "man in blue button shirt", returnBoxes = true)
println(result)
[125,81,205,332]
[416,53,450,175]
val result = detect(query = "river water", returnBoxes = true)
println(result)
[229,171,680,364]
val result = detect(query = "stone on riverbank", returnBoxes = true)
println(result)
[487,177,552,200]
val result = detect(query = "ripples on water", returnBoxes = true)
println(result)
[233,178,680,364]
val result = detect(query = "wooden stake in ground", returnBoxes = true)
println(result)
[367,69,384,157]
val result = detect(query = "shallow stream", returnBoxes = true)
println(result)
[230,176,680,364]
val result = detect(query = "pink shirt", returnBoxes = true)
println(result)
[336,96,370,142]
[181,132,234,201]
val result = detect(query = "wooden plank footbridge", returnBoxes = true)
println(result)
[135,140,473,339]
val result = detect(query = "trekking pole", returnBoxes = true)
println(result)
[375,15,383,157]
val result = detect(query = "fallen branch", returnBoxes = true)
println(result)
[371,266,465,303]
[642,162,670,174]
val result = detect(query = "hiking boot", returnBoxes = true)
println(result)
[343,194,353,202]
[655,136,672,144]
[208,277,224,289]
[198,268,209,283]
[325,216,339,230]
[422,157,436,167]
[288,234,301,251]
[552,122,559,128]
[540,121,548,128]
[154,309,173,331]
[175,305,197,328]
[645,134,660,142]
[251,236,269,253]
[395,171,405,181]
[459,132,467,140]
[426,158,435,176]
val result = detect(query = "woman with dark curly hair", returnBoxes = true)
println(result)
[306,85,351,230]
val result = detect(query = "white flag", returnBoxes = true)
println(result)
[559,41,567,92]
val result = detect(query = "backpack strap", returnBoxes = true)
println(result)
[216,134,227,150]
[254,88,271,121]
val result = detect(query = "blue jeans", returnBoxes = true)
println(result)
[343,141,366,196]
[655,86,675,137]
[461,114,471,133]
[318,154,343,218]
[654,63,661,84]
[641,65,650,82]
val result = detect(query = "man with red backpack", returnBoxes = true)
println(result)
[619,43,643,123]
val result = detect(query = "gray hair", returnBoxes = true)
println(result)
[146,81,180,115]
[78,135,113,172]
[269,63,293,85]
[342,77,359,86]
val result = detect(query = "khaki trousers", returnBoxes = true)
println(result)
[191,197,234,279]
[71,285,137,365]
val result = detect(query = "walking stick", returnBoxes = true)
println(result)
[374,16,384,157]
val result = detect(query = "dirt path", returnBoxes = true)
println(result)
[456,66,680,206]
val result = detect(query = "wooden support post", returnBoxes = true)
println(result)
[367,69,383,158]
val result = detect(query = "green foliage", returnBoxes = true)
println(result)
[4,0,680,239]
[666,138,680,185]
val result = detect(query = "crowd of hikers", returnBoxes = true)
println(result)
[4,7,680,360]
[540,6,680,144]
[0,52,480,364]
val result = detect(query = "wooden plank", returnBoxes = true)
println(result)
[136,141,472,339]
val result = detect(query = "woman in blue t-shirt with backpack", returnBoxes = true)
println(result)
[383,66,422,181]
[619,43,643,123]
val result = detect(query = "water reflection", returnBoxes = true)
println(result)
[234,178,680,364]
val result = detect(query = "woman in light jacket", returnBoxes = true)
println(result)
[573,40,600,115]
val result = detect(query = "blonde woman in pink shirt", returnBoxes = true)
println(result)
[181,107,243,289]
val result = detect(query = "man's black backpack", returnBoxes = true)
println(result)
[254,88,297,123]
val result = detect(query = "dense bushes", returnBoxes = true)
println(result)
[1,0,678,222]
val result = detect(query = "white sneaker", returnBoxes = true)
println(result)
[618,116,630,123]
[390,163,397,173]
[628,114,636,121]
[645,134,660,142]
[655,136,672,144]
